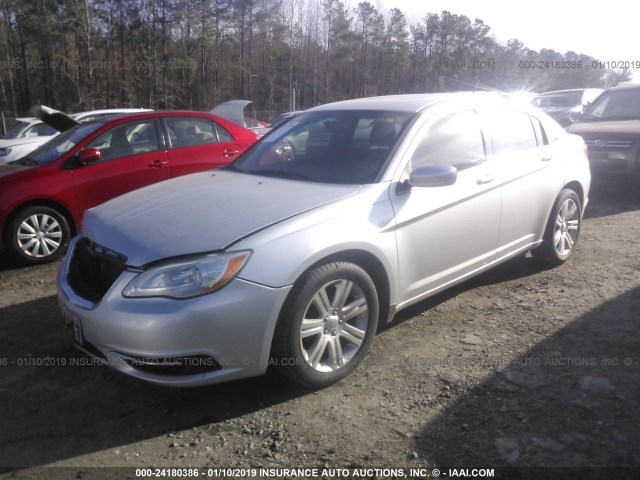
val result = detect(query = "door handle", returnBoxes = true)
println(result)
[148,160,168,168]
[541,155,553,162]
[223,149,240,157]
[477,175,495,185]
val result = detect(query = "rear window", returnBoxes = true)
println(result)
[165,117,232,147]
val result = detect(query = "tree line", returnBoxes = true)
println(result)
[0,0,631,120]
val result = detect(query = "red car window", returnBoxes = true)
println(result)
[87,120,161,161]
[165,117,234,148]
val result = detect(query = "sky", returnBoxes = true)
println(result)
[374,0,638,79]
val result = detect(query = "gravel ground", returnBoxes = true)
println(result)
[0,175,638,479]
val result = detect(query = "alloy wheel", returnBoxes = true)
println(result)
[16,213,64,258]
[553,198,579,257]
[299,278,370,372]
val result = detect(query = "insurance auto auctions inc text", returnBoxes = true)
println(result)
[186,467,495,478]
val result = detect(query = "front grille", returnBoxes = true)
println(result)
[584,139,633,149]
[68,237,127,304]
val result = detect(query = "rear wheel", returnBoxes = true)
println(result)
[5,206,71,264]
[271,262,379,388]
[532,189,581,265]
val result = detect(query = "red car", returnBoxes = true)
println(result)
[0,111,258,264]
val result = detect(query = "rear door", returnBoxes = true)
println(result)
[71,119,169,213]
[163,116,242,177]
[480,108,564,258]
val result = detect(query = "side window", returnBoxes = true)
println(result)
[215,124,234,143]
[531,116,549,146]
[86,120,159,161]
[411,110,486,169]
[165,117,225,148]
[538,115,564,144]
[485,109,537,155]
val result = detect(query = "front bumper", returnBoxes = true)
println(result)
[57,239,292,387]
[585,144,640,175]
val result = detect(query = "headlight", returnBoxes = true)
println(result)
[0,148,12,157]
[123,251,251,299]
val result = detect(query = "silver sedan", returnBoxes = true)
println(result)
[58,93,591,388]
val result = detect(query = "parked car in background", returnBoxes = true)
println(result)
[244,117,269,129]
[566,83,640,176]
[58,93,590,389]
[1,117,58,139]
[0,117,60,164]
[265,111,303,132]
[71,108,153,123]
[531,88,603,127]
[0,110,258,264]
[0,108,152,164]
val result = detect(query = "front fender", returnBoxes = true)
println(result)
[234,184,400,303]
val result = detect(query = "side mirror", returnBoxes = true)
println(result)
[78,147,101,165]
[410,164,458,187]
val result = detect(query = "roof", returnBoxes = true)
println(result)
[309,92,514,113]
[608,83,640,91]
[535,88,603,96]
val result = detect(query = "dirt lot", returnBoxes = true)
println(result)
[0,175,638,479]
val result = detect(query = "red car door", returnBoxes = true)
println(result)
[163,116,242,177]
[71,119,170,214]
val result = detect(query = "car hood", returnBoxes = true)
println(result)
[567,119,640,136]
[0,136,54,148]
[83,170,361,267]
[0,163,36,183]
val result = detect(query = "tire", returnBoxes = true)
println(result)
[5,206,71,264]
[271,262,379,388]
[532,189,581,266]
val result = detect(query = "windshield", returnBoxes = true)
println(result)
[229,110,415,184]
[15,121,105,166]
[581,89,640,121]
[2,121,30,139]
[533,92,583,109]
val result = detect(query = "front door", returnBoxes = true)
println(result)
[72,119,170,214]
[390,109,501,308]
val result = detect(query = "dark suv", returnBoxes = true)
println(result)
[531,88,603,127]
[567,83,640,176]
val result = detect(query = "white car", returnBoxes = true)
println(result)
[0,108,152,164]
[0,118,59,164]
[58,93,591,389]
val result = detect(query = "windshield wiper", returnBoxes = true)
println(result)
[9,157,38,167]
[251,169,312,181]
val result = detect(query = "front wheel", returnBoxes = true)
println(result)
[5,206,71,264]
[271,262,379,388]
[532,189,581,265]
